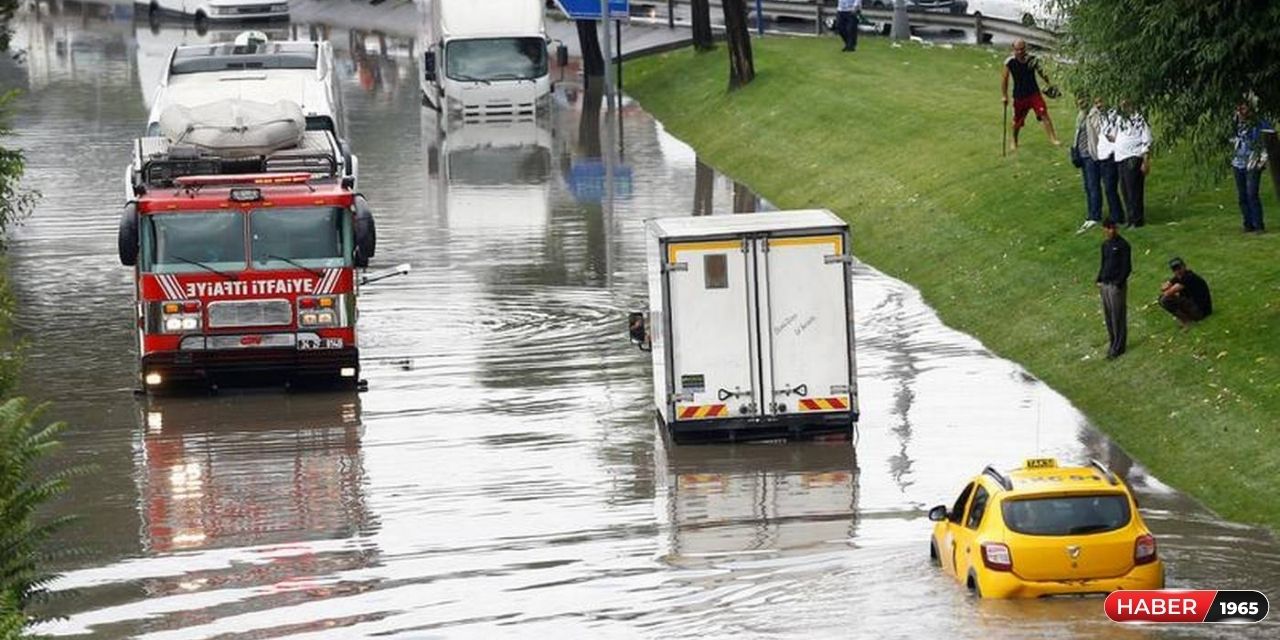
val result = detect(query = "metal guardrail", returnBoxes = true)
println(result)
[631,1,1057,50]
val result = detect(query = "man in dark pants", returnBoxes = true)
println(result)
[1159,257,1212,328]
[835,0,862,52]
[1096,220,1132,359]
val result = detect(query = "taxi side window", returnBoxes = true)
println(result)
[966,485,990,530]
[949,482,974,525]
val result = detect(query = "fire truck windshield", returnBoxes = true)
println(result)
[143,212,246,274]
[250,207,351,270]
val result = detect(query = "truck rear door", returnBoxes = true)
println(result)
[757,233,853,418]
[665,239,759,421]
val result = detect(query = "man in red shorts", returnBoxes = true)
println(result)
[1001,39,1061,151]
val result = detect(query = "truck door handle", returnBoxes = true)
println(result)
[717,388,752,401]
[773,384,808,397]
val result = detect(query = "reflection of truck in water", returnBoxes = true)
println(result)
[138,393,368,552]
[417,0,555,120]
[632,211,860,443]
[422,110,553,231]
[138,0,290,25]
[656,440,858,563]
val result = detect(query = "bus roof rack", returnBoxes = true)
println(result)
[1089,459,1120,485]
[982,465,1013,491]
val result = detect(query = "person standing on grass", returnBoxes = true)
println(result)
[1073,96,1103,233]
[835,0,862,52]
[1231,101,1274,233]
[1115,99,1153,228]
[1094,97,1127,226]
[1096,220,1131,360]
[1159,257,1212,328]
[1001,39,1061,150]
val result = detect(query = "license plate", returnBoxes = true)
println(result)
[298,337,343,351]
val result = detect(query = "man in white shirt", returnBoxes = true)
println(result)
[1114,99,1153,228]
[1094,97,1127,226]
[836,0,863,52]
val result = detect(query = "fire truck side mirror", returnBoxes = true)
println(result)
[353,195,376,269]
[118,203,139,267]
[628,311,651,352]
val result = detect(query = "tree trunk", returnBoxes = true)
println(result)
[576,20,605,83]
[691,0,715,52]
[721,0,755,89]
[733,180,757,213]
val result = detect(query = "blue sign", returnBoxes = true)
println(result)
[554,0,629,21]
[568,160,633,204]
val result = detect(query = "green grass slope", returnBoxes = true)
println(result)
[628,36,1280,529]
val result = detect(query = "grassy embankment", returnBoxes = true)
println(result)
[628,37,1280,529]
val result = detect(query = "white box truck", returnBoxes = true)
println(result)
[417,0,561,120]
[632,210,860,443]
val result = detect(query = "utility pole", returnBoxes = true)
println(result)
[891,0,910,41]
[601,0,615,110]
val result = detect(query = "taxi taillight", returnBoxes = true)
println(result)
[1134,534,1157,565]
[981,542,1013,572]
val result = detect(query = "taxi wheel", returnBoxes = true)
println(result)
[929,540,940,566]
[967,570,983,598]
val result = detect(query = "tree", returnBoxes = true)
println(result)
[1057,0,1280,188]
[1,91,37,238]
[721,0,754,89]
[691,0,714,52]
[0,0,19,52]
[576,20,605,81]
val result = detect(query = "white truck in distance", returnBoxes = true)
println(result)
[139,0,289,23]
[632,210,860,444]
[417,0,558,120]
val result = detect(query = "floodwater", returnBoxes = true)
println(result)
[2,3,1277,639]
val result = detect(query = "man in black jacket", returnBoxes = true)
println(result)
[1096,220,1132,359]
[1159,257,1212,328]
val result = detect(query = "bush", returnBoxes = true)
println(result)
[0,399,78,633]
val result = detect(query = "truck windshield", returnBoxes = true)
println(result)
[250,207,351,269]
[142,212,246,274]
[446,38,547,82]
[1002,494,1131,536]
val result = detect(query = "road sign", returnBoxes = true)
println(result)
[568,160,633,204]
[554,0,629,21]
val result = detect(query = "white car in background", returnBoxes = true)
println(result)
[139,0,290,24]
[967,0,1063,31]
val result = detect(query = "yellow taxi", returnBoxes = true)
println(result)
[927,458,1164,598]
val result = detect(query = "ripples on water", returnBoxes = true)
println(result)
[2,3,1276,638]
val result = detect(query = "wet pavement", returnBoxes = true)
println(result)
[2,3,1278,638]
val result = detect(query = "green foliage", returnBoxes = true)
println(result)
[629,37,1280,529]
[0,399,80,633]
[0,0,18,52]
[1,90,38,237]
[1055,0,1280,170]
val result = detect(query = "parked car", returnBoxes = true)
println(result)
[866,0,969,15]
[966,0,1063,31]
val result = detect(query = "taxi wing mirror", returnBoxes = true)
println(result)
[928,505,948,522]
[628,311,651,352]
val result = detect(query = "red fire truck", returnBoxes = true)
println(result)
[118,130,385,391]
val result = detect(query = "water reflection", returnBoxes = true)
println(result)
[656,436,858,565]
[137,393,372,553]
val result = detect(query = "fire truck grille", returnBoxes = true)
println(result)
[207,299,292,328]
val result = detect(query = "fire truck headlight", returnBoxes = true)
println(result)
[145,372,163,386]
[180,317,199,331]
[164,317,184,332]
[318,312,335,325]
[301,312,318,325]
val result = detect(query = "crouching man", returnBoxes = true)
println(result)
[1159,257,1212,328]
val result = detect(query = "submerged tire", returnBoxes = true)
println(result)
[929,540,940,567]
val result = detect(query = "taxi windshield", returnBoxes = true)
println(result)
[142,211,245,274]
[1002,494,1131,536]
[250,207,351,269]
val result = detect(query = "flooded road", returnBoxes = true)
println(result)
[3,4,1278,638]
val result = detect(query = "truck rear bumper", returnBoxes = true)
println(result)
[662,411,858,444]
[141,348,359,392]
